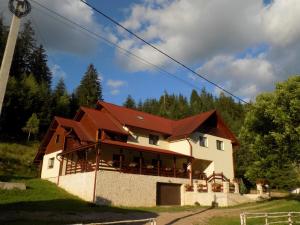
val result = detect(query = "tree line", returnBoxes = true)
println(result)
[0,19,102,141]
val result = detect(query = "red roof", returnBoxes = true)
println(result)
[98,101,173,135]
[101,139,191,158]
[80,107,128,135]
[55,117,94,142]
[170,110,216,140]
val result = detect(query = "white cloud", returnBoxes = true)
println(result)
[106,79,127,95]
[198,55,276,100]
[0,0,102,54]
[50,64,66,79]
[114,0,300,98]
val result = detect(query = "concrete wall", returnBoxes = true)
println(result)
[41,150,62,182]
[58,172,94,201]
[95,170,189,207]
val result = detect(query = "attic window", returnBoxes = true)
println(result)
[149,134,159,145]
[55,135,60,143]
[137,116,144,120]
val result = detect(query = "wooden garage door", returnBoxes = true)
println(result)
[157,183,181,205]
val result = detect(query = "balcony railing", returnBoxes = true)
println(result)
[65,159,191,179]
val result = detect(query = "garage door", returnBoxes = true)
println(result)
[156,183,181,205]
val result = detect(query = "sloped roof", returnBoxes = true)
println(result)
[79,107,128,135]
[97,101,173,135]
[55,116,94,142]
[170,110,216,140]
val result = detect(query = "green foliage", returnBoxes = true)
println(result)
[75,64,103,107]
[239,76,300,189]
[239,179,248,194]
[52,78,71,117]
[0,142,38,178]
[123,95,136,108]
[22,113,40,141]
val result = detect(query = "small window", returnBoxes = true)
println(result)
[48,157,54,169]
[55,135,60,143]
[149,134,159,145]
[199,136,207,147]
[216,140,224,150]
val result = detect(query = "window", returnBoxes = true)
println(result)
[55,134,60,143]
[216,140,224,150]
[48,157,54,169]
[199,136,207,147]
[149,134,159,145]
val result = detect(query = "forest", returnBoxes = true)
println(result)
[0,18,299,190]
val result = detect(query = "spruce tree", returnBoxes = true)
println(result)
[123,95,136,109]
[30,45,52,86]
[52,78,70,117]
[75,64,103,107]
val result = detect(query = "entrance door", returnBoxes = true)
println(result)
[157,183,181,205]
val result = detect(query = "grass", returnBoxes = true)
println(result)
[209,197,300,225]
[0,177,205,224]
[0,142,39,178]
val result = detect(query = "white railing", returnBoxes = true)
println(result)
[72,218,157,225]
[240,212,300,225]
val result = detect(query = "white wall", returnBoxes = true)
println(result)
[127,130,170,149]
[58,172,94,201]
[190,132,234,180]
[169,139,191,156]
[41,150,62,182]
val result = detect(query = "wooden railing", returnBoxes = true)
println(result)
[65,159,190,179]
[240,212,300,225]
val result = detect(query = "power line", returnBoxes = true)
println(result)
[29,0,205,92]
[80,0,248,104]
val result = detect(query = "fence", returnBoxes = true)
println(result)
[72,218,157,225]
[240,212,300,225]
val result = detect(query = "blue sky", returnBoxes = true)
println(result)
[1,0,299,105]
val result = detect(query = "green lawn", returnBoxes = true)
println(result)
[209,197,300,225]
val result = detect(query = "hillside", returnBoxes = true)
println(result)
[0,142,39,180]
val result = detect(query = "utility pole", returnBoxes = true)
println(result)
[0,0,31,115]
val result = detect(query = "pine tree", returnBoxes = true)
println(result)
[52,78,70,117]
[75,64,103,107]
[30,45,52,86]
[123,95,136,109]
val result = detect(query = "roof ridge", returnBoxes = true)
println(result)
[98,101,175,122]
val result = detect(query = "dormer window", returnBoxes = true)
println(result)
[55,135,60,143]
[149,134,159,145]
[199,135,207,147]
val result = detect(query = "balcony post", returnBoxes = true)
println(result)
[157,155,160,176]
[139,152,142,174]
[173,156,176,177]
[119,149,123,172]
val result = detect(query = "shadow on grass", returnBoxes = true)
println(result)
[165,207,213,225]
[0,175,35,182]
[0,199,158,225]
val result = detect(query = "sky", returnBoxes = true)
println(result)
[1,0,300,105]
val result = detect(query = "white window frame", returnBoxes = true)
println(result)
[199,135,208,147]
[216,140,224,150]
[48,157,55,169]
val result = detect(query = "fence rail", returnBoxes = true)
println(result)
[240,212,300,225]
[71,218,157,225]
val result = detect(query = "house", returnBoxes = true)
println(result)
[34,101,243,207]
